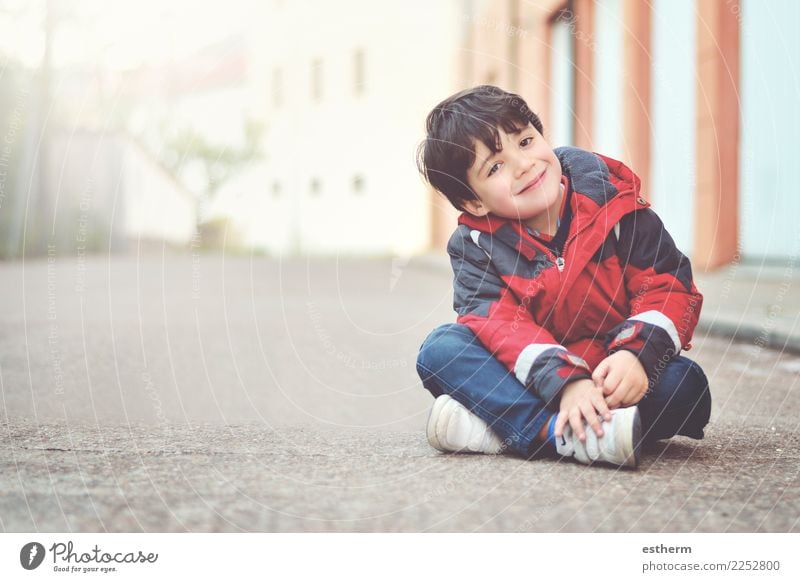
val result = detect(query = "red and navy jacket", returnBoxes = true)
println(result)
[447,146,703,406]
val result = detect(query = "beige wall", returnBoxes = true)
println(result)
[437,0,742,270]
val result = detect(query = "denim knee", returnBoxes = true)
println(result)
[416,323,475,374]
[653,358,711,409]
[416,324,475,397]
[643,357,711,440]
[679,360,712,437]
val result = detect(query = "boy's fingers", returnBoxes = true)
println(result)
[625,384,647,406]
[620,382,640,406]
[603,366,620,396]
[581,401,604,437]
[554,411,567,438]
[637,379,650,402]
[621,378,641,405]
[592,362,609,387]
[605,387,623,408]
[569,409,586,442]
[593,392,612,421]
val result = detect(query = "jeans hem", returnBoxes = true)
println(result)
[417,362,547,457]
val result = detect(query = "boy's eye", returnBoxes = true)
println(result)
[520,136,533,147]
[488,162,501,177]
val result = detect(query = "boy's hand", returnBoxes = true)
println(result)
[592,350,648,409]
[554,378,612,443]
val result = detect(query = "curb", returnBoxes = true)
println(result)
[411,253,800,355]
[696,317,800,355]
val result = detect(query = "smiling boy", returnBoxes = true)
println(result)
[462,119,563,237]
[415,85,711,468]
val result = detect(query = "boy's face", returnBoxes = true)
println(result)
[464,123,562,228]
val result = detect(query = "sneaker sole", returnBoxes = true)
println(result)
[426,394,452,452]
[435,396,462,452]
[615,406,642,468]
[437,397,503,454]
[631,407,642,468]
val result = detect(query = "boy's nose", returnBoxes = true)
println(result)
[513,152,535,178]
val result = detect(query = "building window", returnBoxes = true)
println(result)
[592,0,623,158]
[310,178,321,196]
[550,8,576,146]
[352,174,365,195]
[272,68,282,108]
[311,59,322,101]
[354,49,365,95]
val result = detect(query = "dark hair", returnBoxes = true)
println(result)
[416,85,544,211]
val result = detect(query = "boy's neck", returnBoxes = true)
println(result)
[524,182,565,236]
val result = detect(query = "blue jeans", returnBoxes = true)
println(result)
[416,323,711,458]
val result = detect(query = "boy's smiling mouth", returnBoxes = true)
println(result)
[517,168,546,195]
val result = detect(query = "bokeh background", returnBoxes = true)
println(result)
[1,0,798,267]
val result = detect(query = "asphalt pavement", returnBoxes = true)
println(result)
[1,253,798,532]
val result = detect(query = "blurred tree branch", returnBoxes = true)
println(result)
[160,118,264,197]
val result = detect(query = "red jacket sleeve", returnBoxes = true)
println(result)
[448,227,592,405]
[605,207,703,382]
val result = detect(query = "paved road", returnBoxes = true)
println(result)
[1,254,798,532]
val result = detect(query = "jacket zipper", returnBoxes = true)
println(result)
[521,239,563,272]
[521,234,564,271]
[559,191,641,266]
[520,190,639,274]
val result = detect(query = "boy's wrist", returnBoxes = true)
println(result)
[564,377,594,392]
[605,315,681,381]
[559,378,604,415]
[560,377,596,402]
[521,350,592,409]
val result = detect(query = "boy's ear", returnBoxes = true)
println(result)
[462,198,489,217]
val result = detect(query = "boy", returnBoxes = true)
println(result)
[415,85,711,468]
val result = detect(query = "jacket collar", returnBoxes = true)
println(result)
[458,175,650,260]
[457,175,571,261]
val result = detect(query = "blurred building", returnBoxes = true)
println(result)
[440,0,799,270]
[45,130,197,252]
[245,0,464,256]
[11,0,794,265]
[124,35,254,229]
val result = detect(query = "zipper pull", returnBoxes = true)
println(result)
[556,256,565,271]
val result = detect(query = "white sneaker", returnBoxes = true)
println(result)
[554,406,642,468]
[426,394,505,454]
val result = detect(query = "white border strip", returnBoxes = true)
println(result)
[629,310,682,352]
[1,533,798,579]
[514,343,565,384]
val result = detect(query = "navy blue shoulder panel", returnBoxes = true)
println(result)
[449,224,551,280]
[616,208,695,292]
[555,146,618,206]
[446,225,501,317]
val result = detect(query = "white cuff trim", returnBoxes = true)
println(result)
[629,310,681,352]
[470,229,491,259]
[514,343,565,384]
